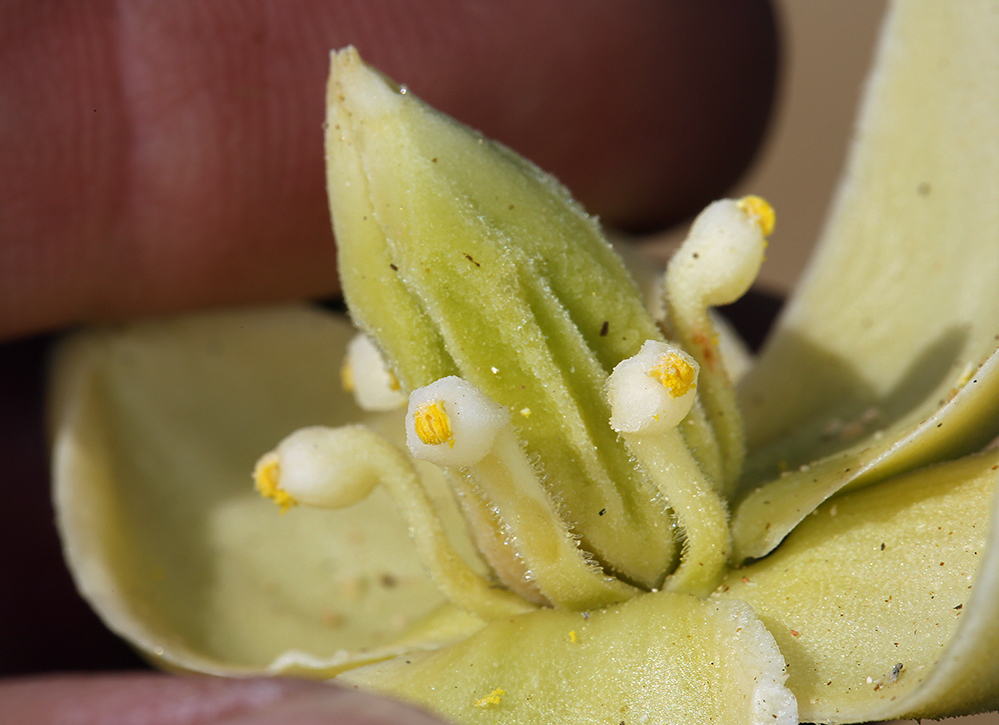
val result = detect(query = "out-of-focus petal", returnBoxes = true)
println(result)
[51,306,481,675]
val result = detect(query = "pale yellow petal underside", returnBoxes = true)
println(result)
[720,450,999,723]
[51,307,481,675]
[734,0,999,559]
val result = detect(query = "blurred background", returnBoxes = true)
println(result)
[641,0,886,298]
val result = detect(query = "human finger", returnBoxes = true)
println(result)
[0,673,449,725]
[0,0,776,338]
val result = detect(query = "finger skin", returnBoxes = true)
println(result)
[0,674,450,725]
[0,0,777,340]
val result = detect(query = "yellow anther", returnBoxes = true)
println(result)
[387,368,401,391]
[737,195,775,237]
[473,688,505,708]
[413,401,455,448]
[648,353,698,399]
[340,359,355,393]
[253,453,297,513]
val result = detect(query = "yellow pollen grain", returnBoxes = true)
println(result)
[519,407,532,418]
[474,688,505,708]
[340,360,355,393]
[568,630,578,642]
[414,401,455,448]
[648,353,697,398]
[253,453,297,513]
[737,195,776,237]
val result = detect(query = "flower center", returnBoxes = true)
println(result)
[254,50,775,616]
[255,195,774,612]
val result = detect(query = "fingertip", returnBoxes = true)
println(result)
[363,0,780,229]
[0,674,449,725]
[0,0,778,338]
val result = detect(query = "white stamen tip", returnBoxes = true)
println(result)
[406,377,510,467]
[671,198,771,308]
[266,426,379,508]
[607,340,699,433]
[343,333,406,411]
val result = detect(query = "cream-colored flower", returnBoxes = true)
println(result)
[52,2,999,724]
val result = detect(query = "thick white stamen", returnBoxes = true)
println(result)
[607,341,699,433]
[254,424,532,620]
[406,376,510,467]
[669,198,770,309]
[663,196,774,492]
[342,333,406,412]
[607,342,731,597]
[262,426,380,508]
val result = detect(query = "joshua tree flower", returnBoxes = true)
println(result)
[52,2,999,723]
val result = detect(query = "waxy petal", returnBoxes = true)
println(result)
[51,307,480,674]
[733,0,999,557]
[719,450,999,722]
[734,348,999,560]
[344,592,796,725]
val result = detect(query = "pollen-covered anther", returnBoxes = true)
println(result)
[668,196,774,309]
[253,453,297,513]
[736,194,776,237]
[406,376,511,468]
[413,401,454,448]
[342,333,407,412]
[340,359,355,393]
[648,352,698,398]
[608,341,700,433]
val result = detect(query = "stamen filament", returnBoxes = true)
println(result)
[663,196,774,493]
[254,425,532,620]
[676,403,725,487]
[608,341,731,596]
[621,432,731,597]
[406,377,639,609]
[462,428,639,609]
